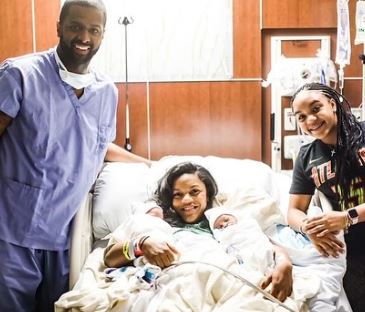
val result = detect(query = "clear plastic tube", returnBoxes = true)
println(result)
[336,0,351,65]
[355,1,365,45]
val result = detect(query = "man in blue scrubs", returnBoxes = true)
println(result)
[0,1,149,311]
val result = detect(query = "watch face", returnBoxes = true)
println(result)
[348,209,359,218]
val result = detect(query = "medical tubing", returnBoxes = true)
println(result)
[336,0,351,64]
[163,260,296,312]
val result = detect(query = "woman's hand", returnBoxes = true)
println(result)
[301,211,346,257]
[260,249,293,302]
[304,211,347,236]
[141,236,180,268]
[306,231,344,257]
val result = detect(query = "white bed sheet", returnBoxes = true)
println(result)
[57,217,319,312]
[63,156,351,311]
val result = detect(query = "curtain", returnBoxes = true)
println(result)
[64,0,233,82]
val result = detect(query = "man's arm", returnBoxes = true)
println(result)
[105,142,152,166]
[0,111,12,137]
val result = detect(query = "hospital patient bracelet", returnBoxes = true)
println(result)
[122,236,149,261]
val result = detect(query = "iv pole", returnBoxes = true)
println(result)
[360,51,365,120]
[355,0,365,120]
[119,16,133,152]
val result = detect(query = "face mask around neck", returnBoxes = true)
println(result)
[54,49,95,90]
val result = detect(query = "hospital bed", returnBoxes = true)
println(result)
[56,155,351,312]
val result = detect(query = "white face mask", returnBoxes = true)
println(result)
[54,49,95,90]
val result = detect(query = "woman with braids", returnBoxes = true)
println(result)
[288,82,365,310]
[104,162,294,302]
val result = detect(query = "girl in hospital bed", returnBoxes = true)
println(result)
[205,206,347,312]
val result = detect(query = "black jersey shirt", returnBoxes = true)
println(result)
[290,122,365,254]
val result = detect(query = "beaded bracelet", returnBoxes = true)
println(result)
[344,213,352,233]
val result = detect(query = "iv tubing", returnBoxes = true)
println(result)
[363,45,365,120]
[164,260,296,312]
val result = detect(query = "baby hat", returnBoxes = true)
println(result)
[131,200,161,215]
[204,206,238,230]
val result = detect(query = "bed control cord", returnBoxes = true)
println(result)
[164,261,296,312]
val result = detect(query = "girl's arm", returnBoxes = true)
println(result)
[307,203,365,236]
[287,193,312,233]
[288,194,345,257]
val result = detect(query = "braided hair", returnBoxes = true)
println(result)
[291,82,364,208]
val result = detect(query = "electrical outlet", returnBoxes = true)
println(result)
[351,108,362,122]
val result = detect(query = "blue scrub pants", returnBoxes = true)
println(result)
[0,239,69,312]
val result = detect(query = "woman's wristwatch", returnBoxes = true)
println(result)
[347,208,359,226]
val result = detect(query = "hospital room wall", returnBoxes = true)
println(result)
[261,0,363,167]
[0,0,60,59]
[0,0,262,161]
[115,0,262,160]
[1,1,362,165]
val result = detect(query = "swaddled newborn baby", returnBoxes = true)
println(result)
[205,207,275,275]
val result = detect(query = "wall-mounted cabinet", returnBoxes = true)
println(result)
[262,0,336,29]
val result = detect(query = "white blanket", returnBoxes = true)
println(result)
[56,218,319,311]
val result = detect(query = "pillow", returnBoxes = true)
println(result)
[92,162,150,239]
[148,155,278,199]
[146,155,205,195]
[272,172,292,222]
[91,156,292,239]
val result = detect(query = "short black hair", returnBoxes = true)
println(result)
[59,0,107,26]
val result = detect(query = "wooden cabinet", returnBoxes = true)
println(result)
[0,0,59,61]
[262,0,336,29]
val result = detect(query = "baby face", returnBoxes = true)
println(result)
[213,214,237,229]
[146,207,164,219]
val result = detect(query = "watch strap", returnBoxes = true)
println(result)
[347,208,359,226]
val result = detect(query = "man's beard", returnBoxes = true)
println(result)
[58,36,99,68]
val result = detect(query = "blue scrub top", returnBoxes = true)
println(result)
[0,49,117,250]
